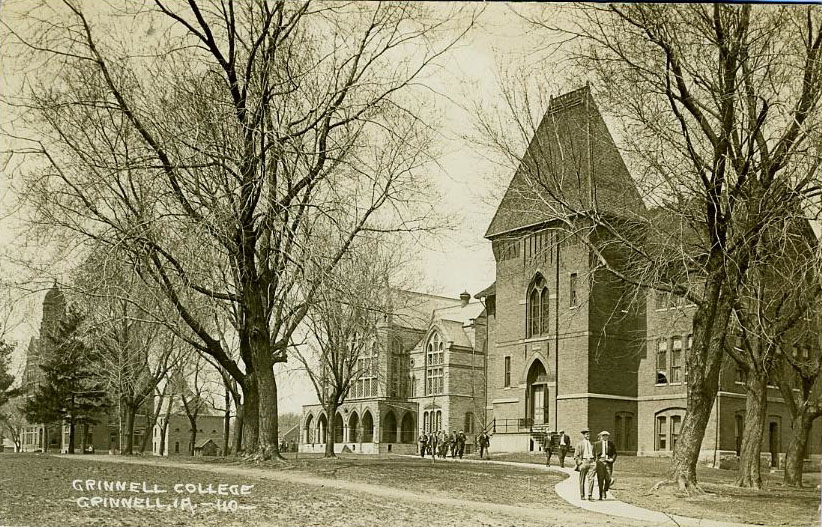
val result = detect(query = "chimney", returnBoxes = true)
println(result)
[459,291,471,307]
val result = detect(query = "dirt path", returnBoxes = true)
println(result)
[67,455,643,527]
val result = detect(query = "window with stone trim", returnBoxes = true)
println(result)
[504,356,511,387]
[655,409,685,451]
[526,275,549,338]
[426,332,444,395]
[656,338,668,384]
[670,336,682,383]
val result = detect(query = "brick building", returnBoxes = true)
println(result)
[300,86,821,465]
[19,284,150,454]
[478,86,822,465]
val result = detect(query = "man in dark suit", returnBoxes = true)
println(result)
[594,430,617,499]
[557,430,570,468]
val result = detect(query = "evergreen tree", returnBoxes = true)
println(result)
[23,308,108,453]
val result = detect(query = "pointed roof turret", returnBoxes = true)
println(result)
[485,86,644,239]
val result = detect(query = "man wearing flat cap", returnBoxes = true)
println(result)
[595,430,618,499]
[573,428,596,500]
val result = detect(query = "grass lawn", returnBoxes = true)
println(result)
[0,453,595,527]
[266,453,573,511]
[494,452,822,527]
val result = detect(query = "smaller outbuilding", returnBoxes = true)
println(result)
[193,438,221,457]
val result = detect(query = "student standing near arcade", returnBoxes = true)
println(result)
[573,428,596,500]
[595,430,617,499]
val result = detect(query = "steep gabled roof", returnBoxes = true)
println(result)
[485,86,644,239]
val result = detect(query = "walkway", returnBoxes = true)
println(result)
[426,455,760,527]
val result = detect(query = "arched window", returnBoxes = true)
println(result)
[362,411,374,442]
[383,412,397,443]
[526,275,549,338]
[654,408,685,451]
[304,414,314,444]
[426,332,444,395]
[423,411,429,433]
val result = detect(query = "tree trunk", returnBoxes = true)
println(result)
[140,411,152,454]
[67,420,75,454]
[159,420,167,456]
[122,405,135,455]
[223,389,231,456]
[324,402,339,458]
[670,277,733,493]
[189,425,197,456]
[735,374,767,488]
[242,378,259,452]
[233,400,244,454]
[253,354,282,460]
[80,422,88,455]
[783,413,813,487]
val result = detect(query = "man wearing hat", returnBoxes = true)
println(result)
[573,428,596,500]
[557,429,570,468]
[595,430,618,499]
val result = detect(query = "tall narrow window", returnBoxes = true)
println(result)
[656,417,667,450]
[504,356,511,387]
[569,273,578,307]
[527,275,549,338]
[529,289,540,337]
[671,337,682,382]
[671,415,682,448]
[656,338,668,384]
[540,289,550,334]
[426,332,444,395]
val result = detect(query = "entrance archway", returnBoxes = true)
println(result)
[400,413,415,443]
[349,412,360,442]
[317,414,328,443]
[526,360,549,425]
[304,414,314,443]
[362,411,374,442]
[334,413,344,443]
[382,411,397,442]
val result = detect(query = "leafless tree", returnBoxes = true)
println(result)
[75,254,183,455]
[488,4,822,492]
[2,0,474,459]
[726,217,821,488]
[293,241,394,458]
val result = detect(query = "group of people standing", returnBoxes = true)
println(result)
[418,430,467,458]
[573,428,617,501]
[417,430,492,459]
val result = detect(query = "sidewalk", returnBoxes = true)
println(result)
[413,455,762,527]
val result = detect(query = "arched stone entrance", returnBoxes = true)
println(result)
[362,411,374,442]
[382,411,397,443]
[526,360,549,425]
[400,413,415,443]
[317,414,328,443]
[349,412,360,442]
[304,414,314,443]
[333,413,344,443]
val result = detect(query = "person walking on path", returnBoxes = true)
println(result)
[594,430,617,500]
[418,433,428,458]
[477,431,490,459]
[544,433,554,467]
[457,430,466,459]
[557,430,570,468]
[573,428,596,501]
